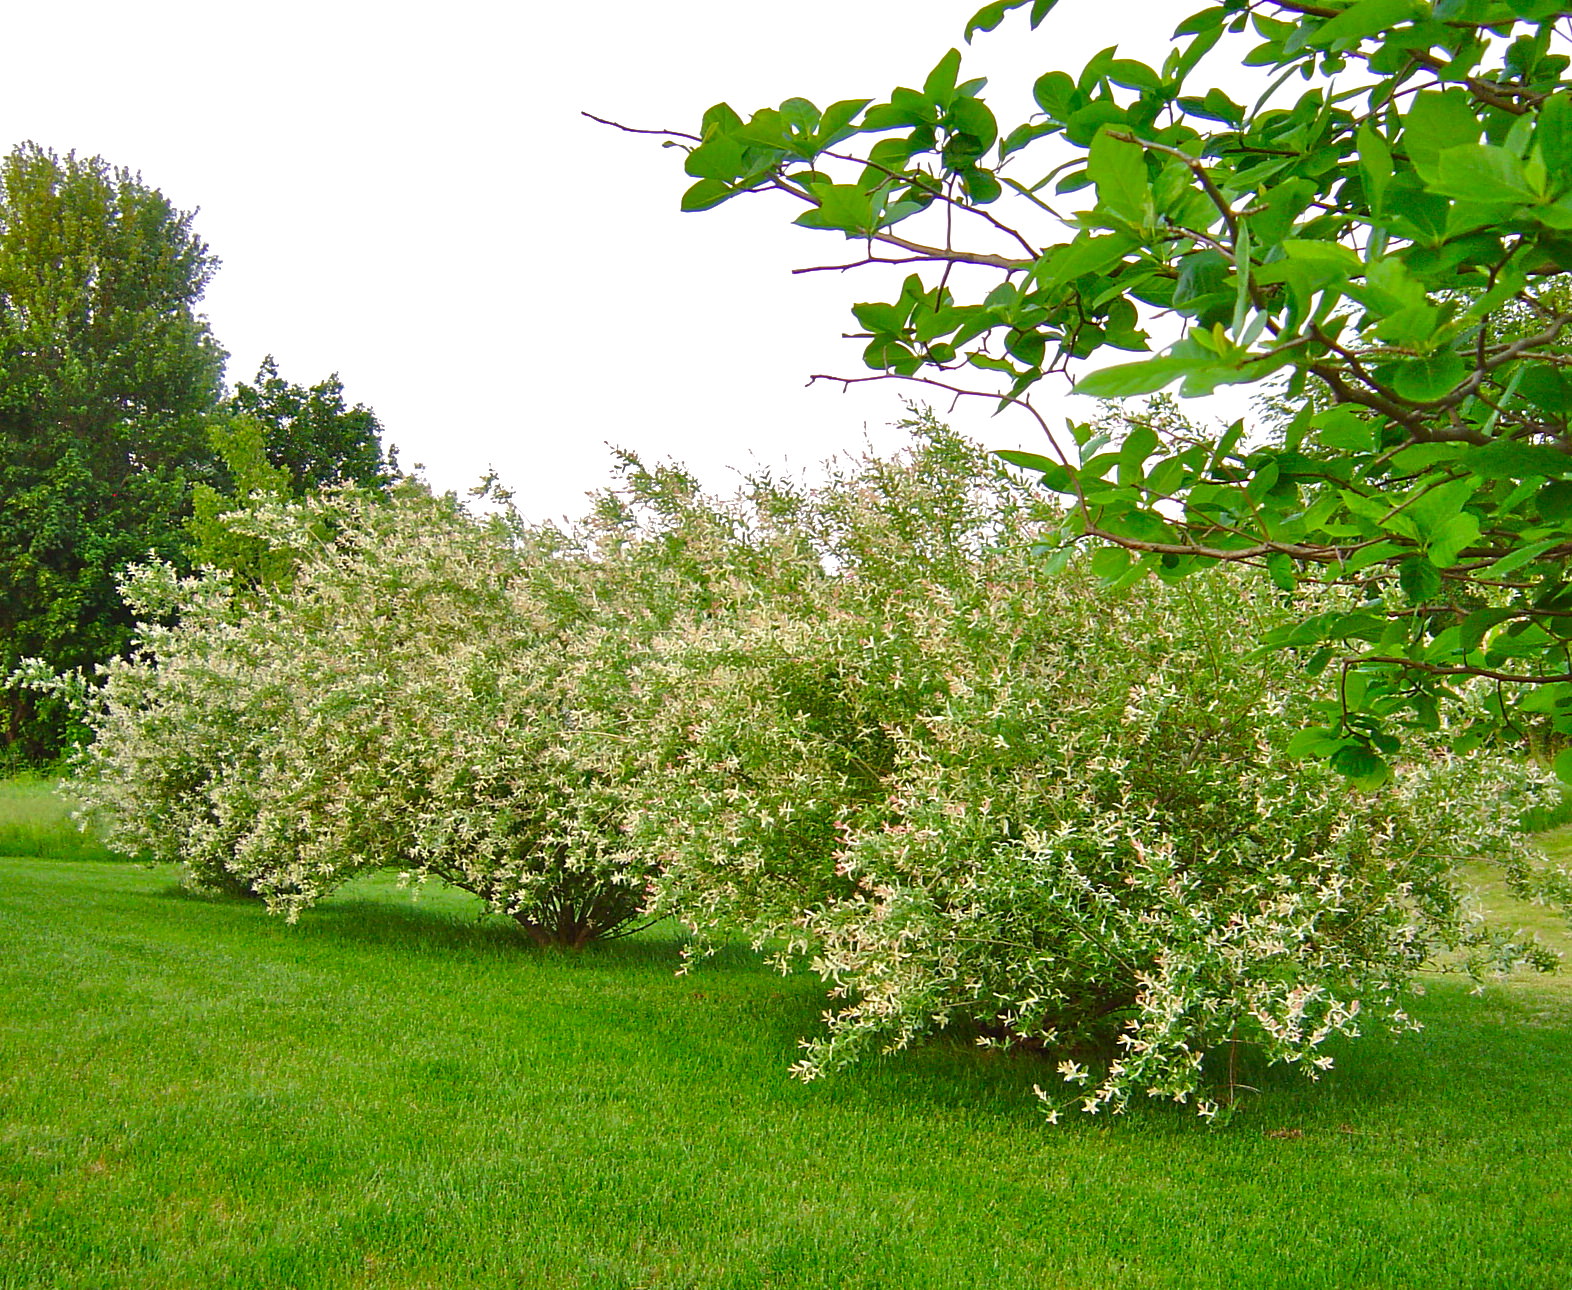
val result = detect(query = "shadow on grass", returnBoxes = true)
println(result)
[296,897,761,972]
[148,875,744,973]
[785,973,1572,1140]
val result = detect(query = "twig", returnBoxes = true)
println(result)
[581,112,700,143]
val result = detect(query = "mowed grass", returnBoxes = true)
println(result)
[0,776,125,863]
[2,792,1571,1288]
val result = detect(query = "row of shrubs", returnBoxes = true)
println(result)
[43,414,1569,1120]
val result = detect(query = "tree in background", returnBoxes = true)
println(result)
[189,360,395,591]
[0,143,225,763]
[626,0,1572,783]
[185,416,301,593]
[225,355,392,494]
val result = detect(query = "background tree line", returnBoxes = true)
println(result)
[0,142,394,765]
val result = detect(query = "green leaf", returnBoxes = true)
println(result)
[1381,353,1467,402]
[1118,426,1160,482]
[1033,233,1136,289]
[1308,0,1418,48]
[1287,726,1342,758]
[1329,742,1392,786]
[1087,128,1152,226]
[1397,556,1444,603]
[792,184,875,234]
[965,0,1018,40]
[779,98,821,133]
[1266,552,1297,592]
[924,48,963,109]
[963,167,1003,204]
[1358,122,1393,213]
[1387,443,1467,472]
[1315,407,1379,453]
[1429,144,1540,205]
[851,301,908,334]
[1065,102,1130,147]
[1073,357,1193,398]
[1104,59,1161,91]
[1090,545,1132,581]
[969,353,1022,376]
[1509,0,1567,18]
[1459,608,1515,654]
[1032,70,1078,120]
[1280,239,1362,275]
[818,98,873,146]
[1178,88,1246,126]
[1000,121,1057,158]
[1403,90,1481,180]
[684,136,747,181]
[1473,438,1572,480]
[1555,748,1572,786]
[1538,479,1572,521]
[1426,511,1480,568]
[1340,540,1409,576]
[681,178,737,212]
[1407,477,1477,538]
[1519,365,1572,415]
[1478,537,1564,580]
[996,450,1075,492]
[1537,94,1572,192]
[947,97,999,153]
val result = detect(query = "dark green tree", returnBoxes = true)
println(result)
[0,142,225,763]
[226,356,392,494]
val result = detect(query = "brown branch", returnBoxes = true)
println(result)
[581,112,701,143]
[791,255,963,275]
[819,148,1043,260]
[1111,134,1239,241]
[763,173,1032,270]
[872,233,1033,270]
[807,370,1080,468]
[1081,526,1342,563]
[1358,656,1572,685]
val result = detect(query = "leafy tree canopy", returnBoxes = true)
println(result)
[625,0,1572,783]
[0,142,225,762]
[190,359,394,590]
[225,355,393,495]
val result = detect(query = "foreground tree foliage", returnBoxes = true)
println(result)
[51,421,1569,1115]
[0,144,225,763]
[626,0,1572,783]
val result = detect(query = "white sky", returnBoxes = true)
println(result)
[7,0,1219,522]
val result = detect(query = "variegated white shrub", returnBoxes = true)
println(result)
[73,485,676,945]
[63,416,1571,1116]
[638,415,1570,1120]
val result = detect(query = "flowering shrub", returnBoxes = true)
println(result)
[54,415,1572,1115]
[639,415,1570,1119]
[71,485,668,945]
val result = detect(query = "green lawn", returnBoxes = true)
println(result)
[0,776,124,864]
[2,804,1570,1287]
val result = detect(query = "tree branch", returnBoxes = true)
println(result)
[1357,656,1572,685]
[581,112,700,143]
